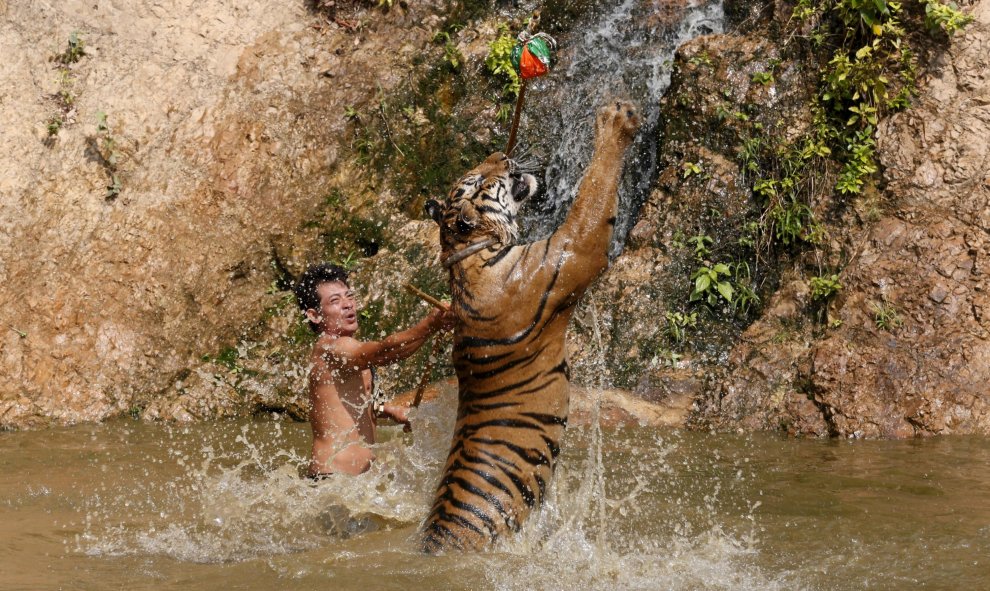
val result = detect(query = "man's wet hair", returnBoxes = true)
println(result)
[294,263,349,332]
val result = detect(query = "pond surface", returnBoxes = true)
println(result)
[2,391,989,590]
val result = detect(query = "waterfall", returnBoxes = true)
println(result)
[519,0,725,256]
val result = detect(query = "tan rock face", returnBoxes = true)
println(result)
[0,0,446,428]
[575,1,990,438]
[798,0,990,437]
[694,0,990,437]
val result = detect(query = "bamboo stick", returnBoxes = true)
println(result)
[412,337,443,408]
[404,282,449,408]
[404,282,447,310]
[505,79,528,157]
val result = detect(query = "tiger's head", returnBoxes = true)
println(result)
[425,152,538,257]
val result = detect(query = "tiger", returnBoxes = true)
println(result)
[419,100,640,552]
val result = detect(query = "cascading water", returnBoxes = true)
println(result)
[518,0,724,257]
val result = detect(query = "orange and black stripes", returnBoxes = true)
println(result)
[420,101,639,553]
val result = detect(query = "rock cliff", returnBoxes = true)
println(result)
[2,0,986,438]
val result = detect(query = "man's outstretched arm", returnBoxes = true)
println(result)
[327,307,453,370]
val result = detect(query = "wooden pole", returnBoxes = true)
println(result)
[412,337,443,408]
[404,282,449,408]
[404,282,446,310]
[505,79,528,157]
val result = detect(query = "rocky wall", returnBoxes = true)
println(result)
[0,0,450,428]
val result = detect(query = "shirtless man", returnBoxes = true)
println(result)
[293,263,453,477]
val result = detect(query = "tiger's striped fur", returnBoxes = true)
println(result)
[420,101,640,552]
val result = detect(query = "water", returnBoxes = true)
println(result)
[3,401,989,590]
[519,0,724,254]
[4,1,987,589]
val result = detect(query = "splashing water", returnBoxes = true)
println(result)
[72,0,764,583]
[77,396,458,564]
[476,297,784,591]
[5,2,989,590]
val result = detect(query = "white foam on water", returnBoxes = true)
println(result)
[77,393,459,564]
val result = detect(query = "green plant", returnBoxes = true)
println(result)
[665,311,698,343]
[93,112,124,198]
[808,273,842,301]
[334,251,360,270]
[871,299,903,330]
[495,102,513,124]
[57,31,85,64]
[96,111,120,171]
[46,116,63,136]
[690,263,734,306]
[835,127,878,195]
[730,262,760,315]
[689,52,713,68]
[106,174,122,200]
[924,0,973,34]
[687,234,713,259]
[654,347,683,368]
[810,274,843,300]
[738,135,764,173]
[738,221,760,248]
[751,70,775,85]
[681,160,704,178]
[485,24,521,97]
[442,41,463,71]
[769,199,818,245]
[344,105,359,120]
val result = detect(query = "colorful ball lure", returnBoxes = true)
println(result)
[511,32,557,80]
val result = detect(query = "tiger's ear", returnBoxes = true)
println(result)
[424,199,443,224]
[456,201,479,234]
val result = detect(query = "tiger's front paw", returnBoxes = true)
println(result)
[595,100,640,150]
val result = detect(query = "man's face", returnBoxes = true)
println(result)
[310,281,359,336]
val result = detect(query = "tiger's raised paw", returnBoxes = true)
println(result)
[595,100,640,148]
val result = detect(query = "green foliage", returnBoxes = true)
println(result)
[681,160,704,178]
[57,31,86,64]
[871,299,903,330]
[737,221,760,248]
[96,111,120,171]
[738,135,764,173]
[687,234,713,259]
[924,0,973,34]
[810,274,843,300]
[730,262,760,315]
[442,40,463,71]
[751,70,775,85]
[106,174,122,200]
[769,198,820,245]
[485,24,521,98]
[46,116,63,137]
[333,250,360,270]
[665,311,698,343]
[95,112,123,199]
[689,52,713,68]
[495,102,513,124]
[654,348,683,368]
[45,68,77,140]
[835,127,878,194]
[690,263,734,306]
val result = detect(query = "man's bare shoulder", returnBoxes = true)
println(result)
[311,334,362,368]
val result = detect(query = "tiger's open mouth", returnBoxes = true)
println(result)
[511,173,537,203]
